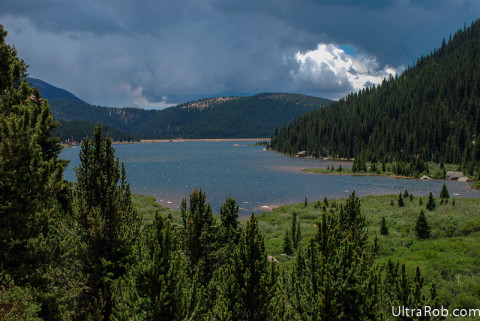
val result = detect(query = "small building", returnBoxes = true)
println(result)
[446,171,463,180]
[296,151,307,157]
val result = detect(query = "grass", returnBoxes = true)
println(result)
[132,192,480,311]
[255,194,480,310]
[303,161,480,190]
[132,194,179,223]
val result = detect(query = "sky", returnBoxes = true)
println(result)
[2,1,479,109]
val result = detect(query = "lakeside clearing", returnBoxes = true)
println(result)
[302,161,480,190]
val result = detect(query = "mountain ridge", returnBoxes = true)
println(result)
[29,79,331,141]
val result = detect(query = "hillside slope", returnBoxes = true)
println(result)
[30,79,331,140]
[269,20,480,178]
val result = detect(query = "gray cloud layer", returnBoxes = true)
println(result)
[2,0,479,107]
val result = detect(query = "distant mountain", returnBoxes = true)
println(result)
[134,93,331,139]
[31,79,331,141]
[28,78,85,102]
[270,19,480,177]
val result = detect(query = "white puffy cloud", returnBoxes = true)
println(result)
[290,44,401,99]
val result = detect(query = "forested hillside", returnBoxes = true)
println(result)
[270,20,480,179]
[36,78,331,140]
[135,93,331,138]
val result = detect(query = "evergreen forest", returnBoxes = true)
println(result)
[269,20,480,179]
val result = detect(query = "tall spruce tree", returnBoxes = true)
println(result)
[440,183,450,201]
[415,209,431,239]
[283,230,294,255]
[73,123,141,320]
[0,24,70,319]
[380,217,389,235]
[398,192,405,207]
[426,192,436,211]
[230,213,278,321]
[219,195,241,245]
[181,188,217,285]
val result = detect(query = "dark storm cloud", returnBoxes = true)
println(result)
[1,0,479,107]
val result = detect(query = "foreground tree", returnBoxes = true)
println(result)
[180,188,217,285]
[0,24,71,319]
[73,124,141,320]
[211,214,278,321]
[287,194,380,320]
[112,212,204,321]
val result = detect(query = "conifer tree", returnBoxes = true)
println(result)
[440,183,450,201]
[426,192,436,211]
[288,195,379,320]
[415,209,431,239]
[380,260,437,318]
[112,212,200,321]
[0,24,70,319]
[181,188,217,285]
[283,230,294,255]
[291,212,301,249]
[219,195,241,244]
[220,213,278,321]
[380,217,389,235]
[398,192,405,207]
[73,124,141,320]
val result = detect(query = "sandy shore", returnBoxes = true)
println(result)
[139,138,271,143]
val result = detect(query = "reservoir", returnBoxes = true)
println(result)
[61,141,480,215]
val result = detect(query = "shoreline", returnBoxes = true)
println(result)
[301,168,418,180]
[139,138,271,143]
[302,168,479,190]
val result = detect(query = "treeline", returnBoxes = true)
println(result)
[55,120,138,143]
[270,19,480,179]
[46,92,330,141]
[1,24,440,320]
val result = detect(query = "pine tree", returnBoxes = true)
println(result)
[181,188,217,285]
[227,213,278,321]
[219,195,241,244]
[283,230,294,255]
[111,212,200,321]
[73,124,141,320]
[415,209,431,239]
[0,24,71,319]
[426,192,436,211]
[291,212,302,249]
[288,194,379,320]
[440,183,450,200]
[398,192,405,207]
[380,217,389,235]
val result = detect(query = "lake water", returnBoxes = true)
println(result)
[61,141,480,215]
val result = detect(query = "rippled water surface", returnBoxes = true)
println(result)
[61,141,480,214]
